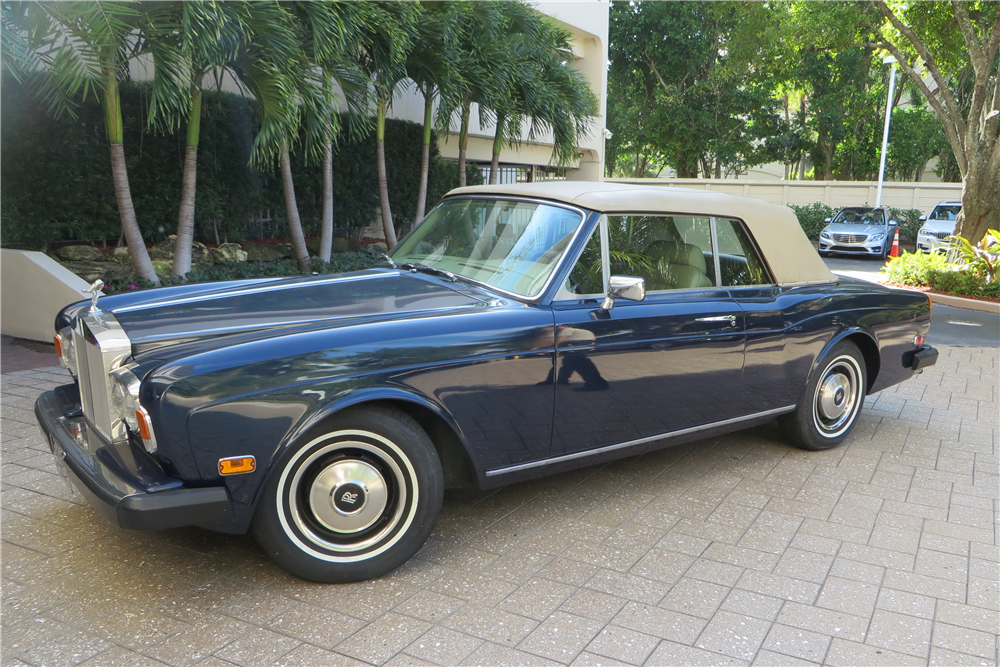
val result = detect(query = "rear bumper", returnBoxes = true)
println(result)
[34,385,232,531]
[904,346,938,372]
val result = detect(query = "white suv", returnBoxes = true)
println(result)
[916,201,963,253]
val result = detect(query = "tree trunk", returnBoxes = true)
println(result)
[376,92,397,248]
[457,101,471,188]
[955,154,1000,242]
[172,82,203,278]
[414,87,433,223]
[320,140,334,262]
[104,69,158,285]
[489,113,504,185]
[279,144,311,273]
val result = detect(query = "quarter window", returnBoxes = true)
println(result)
[714,218,772,286]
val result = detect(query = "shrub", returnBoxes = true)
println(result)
[887,208,923,244]
[1,78,480,250]
[929,270,1000,299]
[789,203,835,240]
[880,250,949,286]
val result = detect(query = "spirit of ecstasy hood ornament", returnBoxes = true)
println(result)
[83,279,104,313]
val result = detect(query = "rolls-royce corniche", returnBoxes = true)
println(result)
[35,183,938,582]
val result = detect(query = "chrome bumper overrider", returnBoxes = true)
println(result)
[35,384,232,531]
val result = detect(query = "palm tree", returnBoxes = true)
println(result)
[12,1,162,284]
[486,8,597,184]
[294,2,372,262]
[405,1,464,223]
[356,2,417,248]
[440,2,506,189]
[147,1,243,278]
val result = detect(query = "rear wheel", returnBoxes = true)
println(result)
[780,341,867,451]
[253,406,443,583]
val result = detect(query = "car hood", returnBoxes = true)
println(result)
[823,223,887,235]
[920,219,957,233]
[103,269,494,360]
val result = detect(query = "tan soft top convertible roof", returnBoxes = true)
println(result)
[447,182,835,286]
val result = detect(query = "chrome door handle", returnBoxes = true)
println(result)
[695,315,737,326]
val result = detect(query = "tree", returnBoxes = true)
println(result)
[10,1,162,284]
[874,1,998,241]
[485,5,597,184]
[147,1,243,278]
[294,1,372,262]
[356,2,417,249]
[607,1,784,179]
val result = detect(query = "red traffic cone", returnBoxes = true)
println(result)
[888,229,900,259]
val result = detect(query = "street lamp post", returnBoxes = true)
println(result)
[875,56,897,208]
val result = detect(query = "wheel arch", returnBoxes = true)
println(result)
[819,328,880,393]
[271,387,479,493]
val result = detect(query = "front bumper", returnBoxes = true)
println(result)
[34,384,232,531]
[917,234,951,253]
[818,237,887,255]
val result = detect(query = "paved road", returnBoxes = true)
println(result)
[823,256,999,348]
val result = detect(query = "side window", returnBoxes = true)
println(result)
[565,226,603,295]
[715,218,772,287]
[606,215,715,291]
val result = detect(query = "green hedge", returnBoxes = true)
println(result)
[1,79,481,250]
[880,250,1000,300]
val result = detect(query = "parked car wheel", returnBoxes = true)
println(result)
[253,406,443,583]
[780,340,867,451]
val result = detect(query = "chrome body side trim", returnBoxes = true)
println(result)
[485,406,797,477]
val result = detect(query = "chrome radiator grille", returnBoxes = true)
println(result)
[73,312,132,441]
[831,233,868,244]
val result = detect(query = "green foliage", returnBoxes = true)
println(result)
[789,203,836,240]
[880,250,949,285]
[887,208,923,244]
[102,251,379,295]
[947,230,1000,282]
[886,106,949,182]
[928,270,1000,300]
[1,78,469,249]
[607,1,784,178]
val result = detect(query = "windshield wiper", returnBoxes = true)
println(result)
[398,262,458,282]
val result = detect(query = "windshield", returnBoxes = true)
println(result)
[390,197,585,298]
[832,208,885,225]
[929,205,962,221]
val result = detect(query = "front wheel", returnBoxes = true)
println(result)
[780,340,867,451]
[253,406,443,583]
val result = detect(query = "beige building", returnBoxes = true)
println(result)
[388,1,610,183]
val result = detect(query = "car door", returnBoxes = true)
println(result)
[549,213,746,458]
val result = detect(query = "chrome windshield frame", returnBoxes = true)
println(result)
[392,195,589,303]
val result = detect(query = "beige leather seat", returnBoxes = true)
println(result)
[646,240,714,289]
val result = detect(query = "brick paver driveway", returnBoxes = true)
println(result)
[2,345,997,667]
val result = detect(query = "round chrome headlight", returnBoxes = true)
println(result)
[109,367,141,431]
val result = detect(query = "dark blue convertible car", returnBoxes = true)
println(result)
[35,183,937,582]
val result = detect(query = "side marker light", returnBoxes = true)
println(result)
[219,456,256,475]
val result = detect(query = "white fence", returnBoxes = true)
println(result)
[607,178,964,213]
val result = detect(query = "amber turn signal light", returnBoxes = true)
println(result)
[53,335,63,358]
[136,408,153,440]
[219,456,256,475]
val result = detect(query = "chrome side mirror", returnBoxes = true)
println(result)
[601,276,646,311]
[824,217,832,223]
[918,215,927,222]
[889,220,898,226]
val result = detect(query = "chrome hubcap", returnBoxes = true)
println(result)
[812,355,861,437]
[309,460,387,534]
[818,373,851,420]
